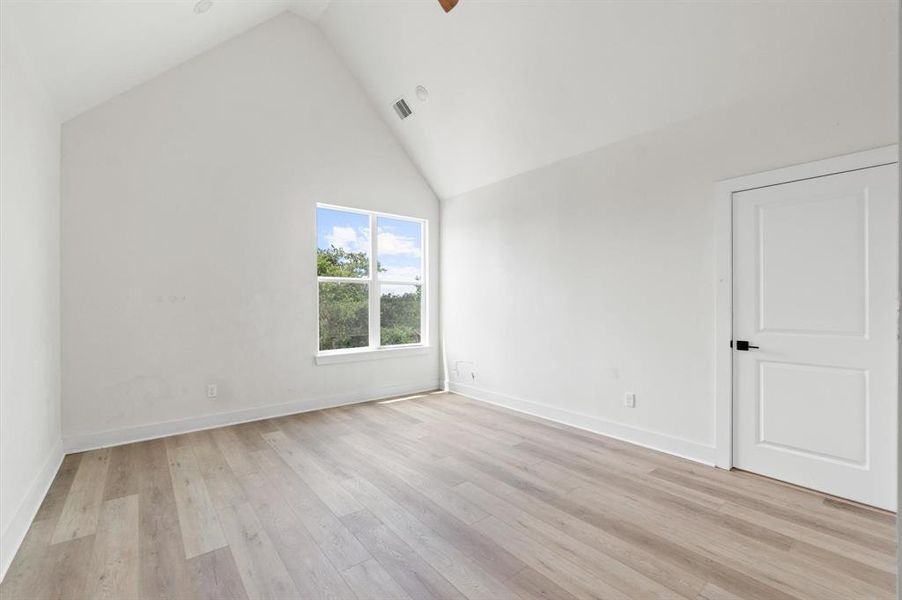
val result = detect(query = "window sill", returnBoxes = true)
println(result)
[315,345,431,365]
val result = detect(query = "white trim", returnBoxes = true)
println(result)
[64,380,442,453]
[713,145,898,470]
[369,211,380,347]
[1,437,64,582]
[315,345,432,365]
[316,204,428,354]
[449,382,717,466]
[317,276,369,284]
[317,202,423,222]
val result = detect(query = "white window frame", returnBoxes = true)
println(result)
[315,203,428,364]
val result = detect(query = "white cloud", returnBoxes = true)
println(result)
[380,265,422,281]
[326,226,369,253]
[324,226,420,259]
[378,231,421,257]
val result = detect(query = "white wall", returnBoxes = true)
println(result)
[61,13,440,450]
[442,70,898,463]
[0,32,62,577]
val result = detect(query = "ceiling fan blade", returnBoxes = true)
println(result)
[438,0,459,13]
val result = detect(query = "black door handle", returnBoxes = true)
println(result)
[733,340,759,351]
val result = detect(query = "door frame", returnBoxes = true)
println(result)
[713,145,898,470]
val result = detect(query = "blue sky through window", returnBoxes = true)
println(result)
[377,216,422,283]
[317,207,370,256]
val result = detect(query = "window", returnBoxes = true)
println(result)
[316,205,426,356]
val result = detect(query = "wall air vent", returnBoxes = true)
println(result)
[393,97,413,120]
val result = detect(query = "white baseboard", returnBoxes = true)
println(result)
[64,380,442,453]
[1,437,64,582]
[449,382,717,466]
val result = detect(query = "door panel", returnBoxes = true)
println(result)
[733,163,898,510]
[757,361,867,464]
[757,193,867,335]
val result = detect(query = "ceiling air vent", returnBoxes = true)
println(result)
[393,98,413,120]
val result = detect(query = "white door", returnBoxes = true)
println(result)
[732,163,898,510]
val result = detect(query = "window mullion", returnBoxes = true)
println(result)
[369,213,379,349]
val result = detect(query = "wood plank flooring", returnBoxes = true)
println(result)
[1,392,896,600]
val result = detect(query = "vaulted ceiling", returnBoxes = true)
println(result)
[319,0,897,197]
[0,0,331,121]
[2,0,897,199]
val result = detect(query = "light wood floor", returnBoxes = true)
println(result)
[1,392,896,600]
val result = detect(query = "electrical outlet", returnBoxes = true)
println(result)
[453,361,476,382]
[207,383,218,399]
[624,392,636,408]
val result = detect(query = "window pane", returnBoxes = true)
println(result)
[317,207,370,278]
[319,282,369,350]
[380,284,421,346]
[377,217,422,282]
